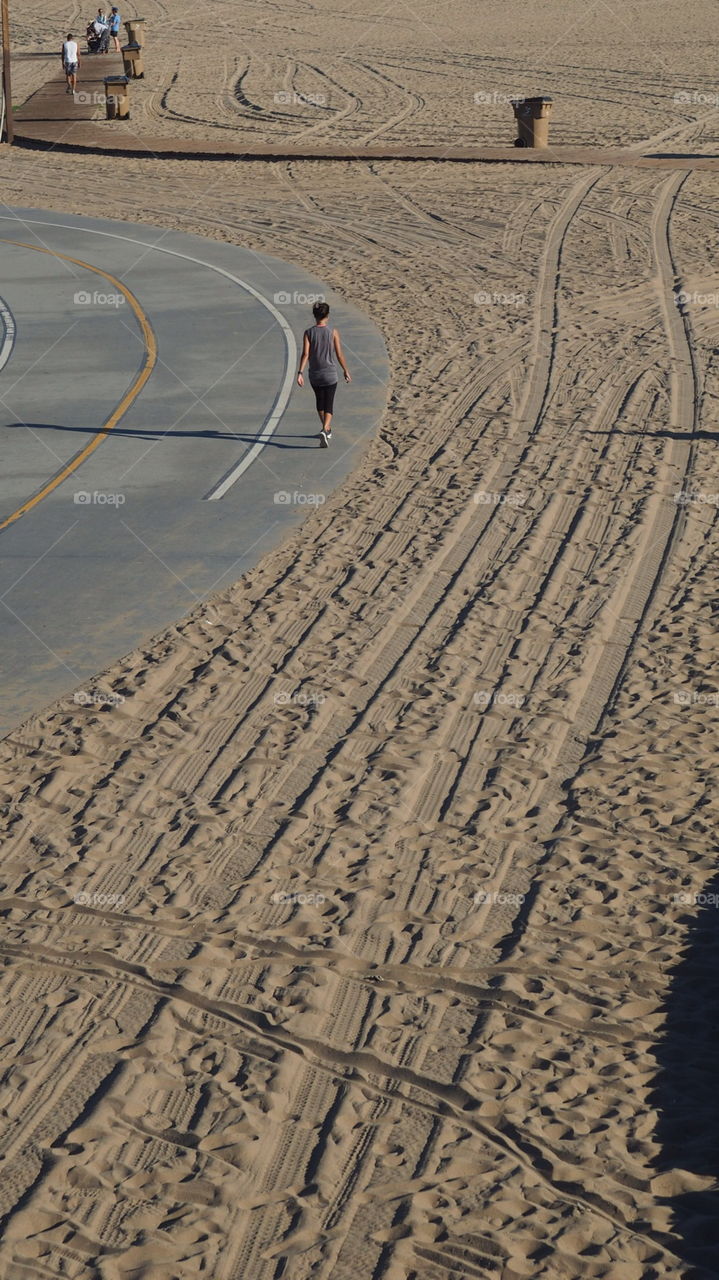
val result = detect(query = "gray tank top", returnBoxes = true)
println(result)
[306,324,338,386]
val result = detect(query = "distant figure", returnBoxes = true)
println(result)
[86,17,109,53]
[297,302,351,447]
[62,32,80,94]
[109,7,122,53]
[93,10,110,53]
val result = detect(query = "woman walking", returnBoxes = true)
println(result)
[297,302,351,447]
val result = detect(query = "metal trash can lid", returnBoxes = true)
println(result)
[121,42,141,51]
[104,75,130,84]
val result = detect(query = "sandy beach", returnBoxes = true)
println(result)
[9,0,719,151]
[0,2,718,1277]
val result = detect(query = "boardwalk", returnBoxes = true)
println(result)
[14,61,719,168]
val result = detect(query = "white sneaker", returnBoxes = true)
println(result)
[319,430,329,448]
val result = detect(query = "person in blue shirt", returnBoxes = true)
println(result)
[109,7,121,53]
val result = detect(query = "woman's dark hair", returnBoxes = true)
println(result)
[313,301,330,321]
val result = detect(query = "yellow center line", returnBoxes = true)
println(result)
[0,238,157,533]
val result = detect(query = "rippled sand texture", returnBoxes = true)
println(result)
[9,0,719,151]
[1,4,719,1277]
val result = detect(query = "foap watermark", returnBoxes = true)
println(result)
[474,290,528,307]
[673,689,719,706]
[670,488,716,504]
[675,290,719,308]
[674,490,719,506]
[74,289,125,308]
[674,90,719,107]
[473,90,523,107]
[271,890,326,906]
[274,690,326,708]
[75,891,126,907]
[74,689,125,708]
[673,891,719,907]
[74,491,126,506]
[473,490,527,507]
[474,888,525,907]
[273,290,326,306]
[274,90,326,107]
[274,490,326,506]
[473,690,526,709]
[74,91,108,106]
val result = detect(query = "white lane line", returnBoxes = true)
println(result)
[0,214,296,500]
[206,336,294,501]
[0,294,17,373]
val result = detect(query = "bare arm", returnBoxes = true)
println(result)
[333,329,351,382]
[297,332,310,386]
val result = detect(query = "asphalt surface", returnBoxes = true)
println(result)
[0,208,388,734]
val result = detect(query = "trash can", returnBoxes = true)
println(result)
[104,75,130,120]
[121,42,144,78]
[512,96,553,149]
[124,17,145,45]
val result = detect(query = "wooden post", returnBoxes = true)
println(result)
[1,0,12,145]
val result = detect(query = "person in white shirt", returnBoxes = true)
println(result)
[90,10,110,52]
[61,33,80,94]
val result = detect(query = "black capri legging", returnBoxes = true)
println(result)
[312,381,337,415]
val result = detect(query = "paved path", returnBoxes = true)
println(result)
[13,58,719,169]
[0,209,388,733]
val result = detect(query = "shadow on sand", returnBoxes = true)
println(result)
[645,152,719,161]
[585,428,719,442]
[649,872,719,1278]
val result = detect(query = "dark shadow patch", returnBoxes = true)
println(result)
[649,872,719,1278]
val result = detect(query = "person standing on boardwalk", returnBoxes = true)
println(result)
[92,9,110,52]
[62,33,80,94]
[297,302,351,448]
[109,7,122,52]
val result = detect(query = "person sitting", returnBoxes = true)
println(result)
[90,11,110,52]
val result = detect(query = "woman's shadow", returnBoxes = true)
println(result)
[650,873,719,1278]
[6,422,319,448]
